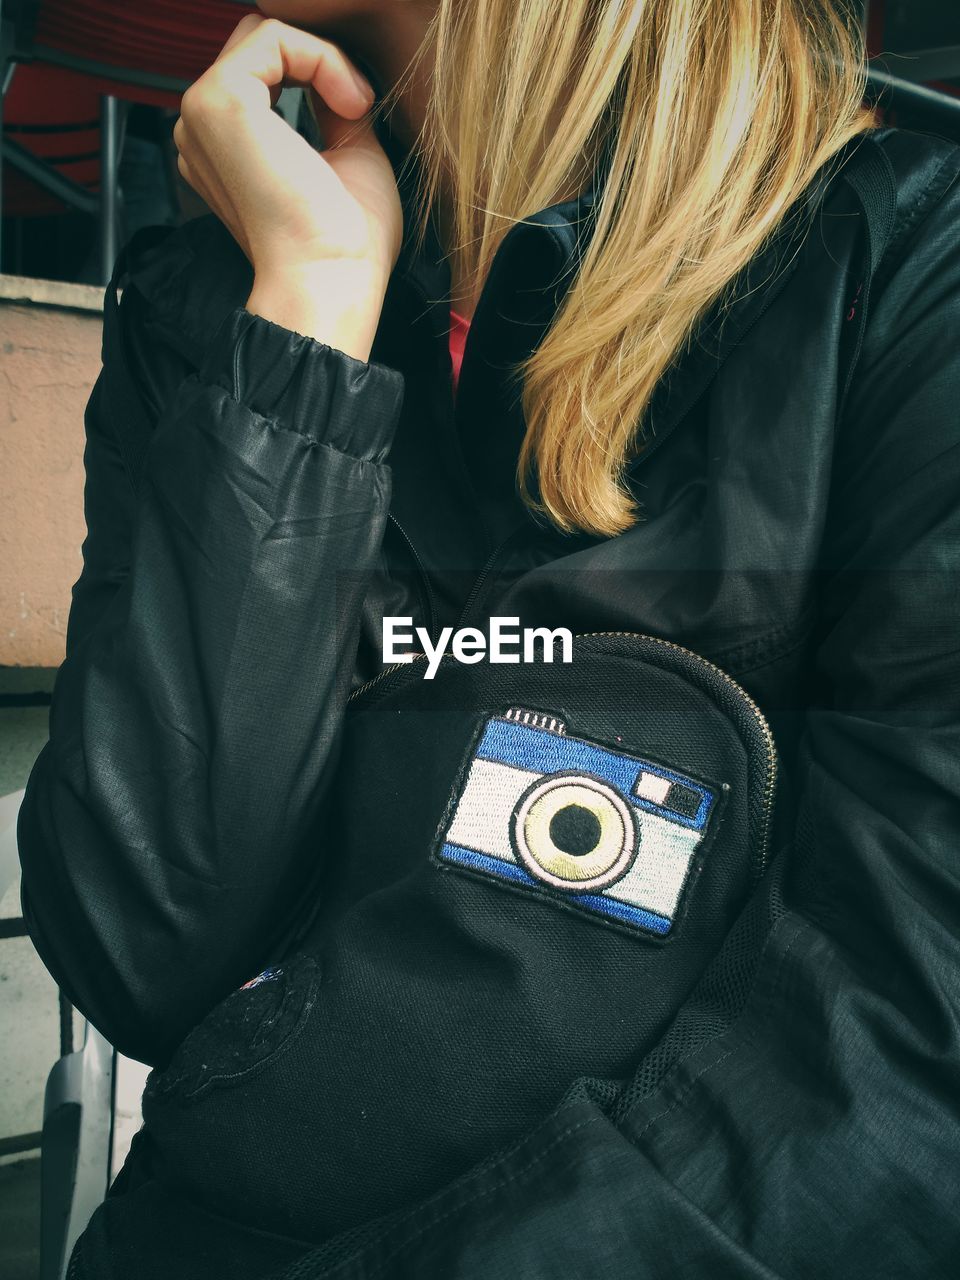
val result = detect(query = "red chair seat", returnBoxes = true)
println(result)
[3,63,102,216]
[34,0,258,94]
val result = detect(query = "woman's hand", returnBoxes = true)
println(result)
[174,15,403,360]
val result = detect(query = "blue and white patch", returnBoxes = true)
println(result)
[437,708,718,936]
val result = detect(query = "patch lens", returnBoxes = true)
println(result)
[513,774,637,891]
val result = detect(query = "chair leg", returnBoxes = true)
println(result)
[99,94,120,285]
[40,1023,115,1280]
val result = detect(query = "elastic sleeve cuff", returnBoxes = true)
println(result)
[198,307,405,462]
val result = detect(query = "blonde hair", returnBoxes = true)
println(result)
[388,0,873,536]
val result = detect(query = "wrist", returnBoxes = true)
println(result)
[246,258,390,363]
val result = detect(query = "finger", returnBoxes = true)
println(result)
[174,143,217,211]
[215,18,374,120]
[176,149,200,194]
[217,13,265,58]
[175,139,224,215]
[307,89,380,154]
[176,150,212,203]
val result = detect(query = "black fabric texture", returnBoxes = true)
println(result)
[129,635,770,1244]
[16,125,960,1277]
[198,308,405,462]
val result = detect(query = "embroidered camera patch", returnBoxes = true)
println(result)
[437,708,718,936]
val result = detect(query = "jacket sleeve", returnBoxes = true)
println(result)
[299,150,960,1277]
[17,267,404,1067]
[577,148,960,1277]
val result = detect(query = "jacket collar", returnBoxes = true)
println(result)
[382,119,602,313]
[378,133,607,547]
[133,126,868,552]
[379,131,850,548]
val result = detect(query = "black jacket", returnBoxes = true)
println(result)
[18,125,960,1278]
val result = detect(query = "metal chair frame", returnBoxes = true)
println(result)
[0,0,249,279]
[0,0,125,282]
[0,788,117,1280]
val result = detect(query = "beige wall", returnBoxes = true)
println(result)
[0,276,103,668]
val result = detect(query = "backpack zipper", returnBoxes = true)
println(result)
[580,632,778,877]
[386,514,439,640]
[347,629,778,878]
[453,525,531,631]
